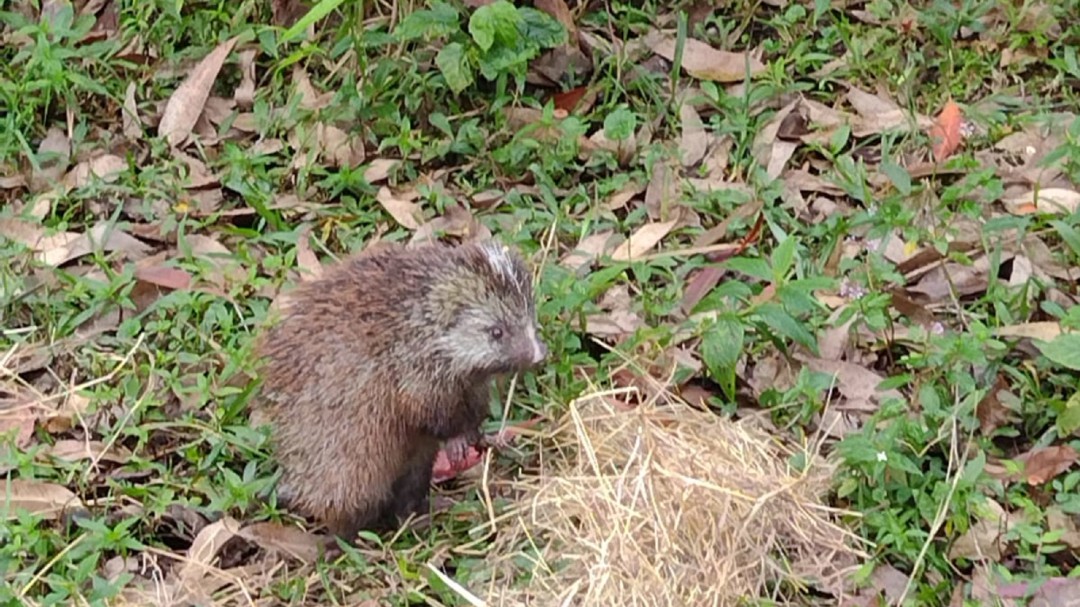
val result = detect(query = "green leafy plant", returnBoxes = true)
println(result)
[393,0,567,94]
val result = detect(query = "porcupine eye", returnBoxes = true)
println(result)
[489,326,504,340]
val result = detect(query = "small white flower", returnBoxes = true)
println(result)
[876,451,888,462]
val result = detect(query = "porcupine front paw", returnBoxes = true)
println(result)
[442,429,480,468]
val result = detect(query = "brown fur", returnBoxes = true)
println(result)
[252,239,545,539]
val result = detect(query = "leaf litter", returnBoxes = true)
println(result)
[3,0,1080,604]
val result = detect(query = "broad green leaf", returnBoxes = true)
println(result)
[723,257,773,282]
[603,106,637,141]
[700,314,744,401]
[1050,220,1080,259]
[435,42,474,93]
[770,235,797,281]
[756,303,818,354]
[1036,333,1080,371]
[518,7,566,48]
[469,0,521,51]
[1058,390,1080,436]
[880,158,912,195]
[393,1,460,41]
[701,315,744,375]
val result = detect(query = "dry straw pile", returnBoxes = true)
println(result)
[481,388,870,606]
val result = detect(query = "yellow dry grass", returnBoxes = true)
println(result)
[480,387,870,607]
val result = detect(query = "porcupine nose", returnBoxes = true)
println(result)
[531,334,548,362]
[526,324,548,366]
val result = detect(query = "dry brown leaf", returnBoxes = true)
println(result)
[561,231,622,272]
[798,356,904,412]
[644,161,679,221]
[0,219,151,267]
[236,521,325,563]
[122,81,141,140]
[752,98,798,179]
[646,31,765,82]
[178,516,241,592]
[680,266,725,314]
[62,154,126,189]
[1,479,84,520]
[410,204,491,245]
[609,220,676,262]
[294,225,323,281]
[376,186,423,230]
[930,98,964,161]
[534,0,577,40]
[47,439,131,464]
[679,101,707,167]
[948,498,1014,561]
[173,151,218,189]
[0,409,35,449]
[1014,445,1079,485]
[158,36,239,147]
[994,321,1063,341]
[582,127,636,166]
[1001,187,1080,216]
[293,65,334,111]
[975,376,1017,436]
[134,259,192,290]
[42,393,92,434]
[365,159,400,184]
[846,86,931,137]
[906,258,991,302]
[586,285,643,341]
[234,48,256,109]
[604,182,643,211]
[30,126,70,192]
[180,234,245,288]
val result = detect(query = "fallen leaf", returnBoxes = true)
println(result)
[1015,445,1078,485]
[798,356,904,412]
[948,498,1013,561]
[929,98,963,161]
[30,126,70,192]
[0,479,84,520]
[62,154,127,189]
[178,517,240,591]
[1001,187,1080,216]
[604,181,644,211]
[376,186,423,230]
[644,161,679,221]
[993,321,1062,341]
[47,439,131,464]
[534,0,576,38]
[158,37,239,147]
[975,375,1017,436]
[236,521,324,563]
[646,31,766,82]
[609,220,676,262]
[233,49,257,108]
[846,86,931,137]
[294,225,322,280]
[122,82,141,140]
[410,204,491,245]
[180,234,245,288]
[681,266,725,314]
[364,158,399,184]
[1028,577,1080,607]
[0,409,35,449]
[678,100,708,167]
[560,230,622,272]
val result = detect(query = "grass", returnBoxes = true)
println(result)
[2,0,1080,604]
